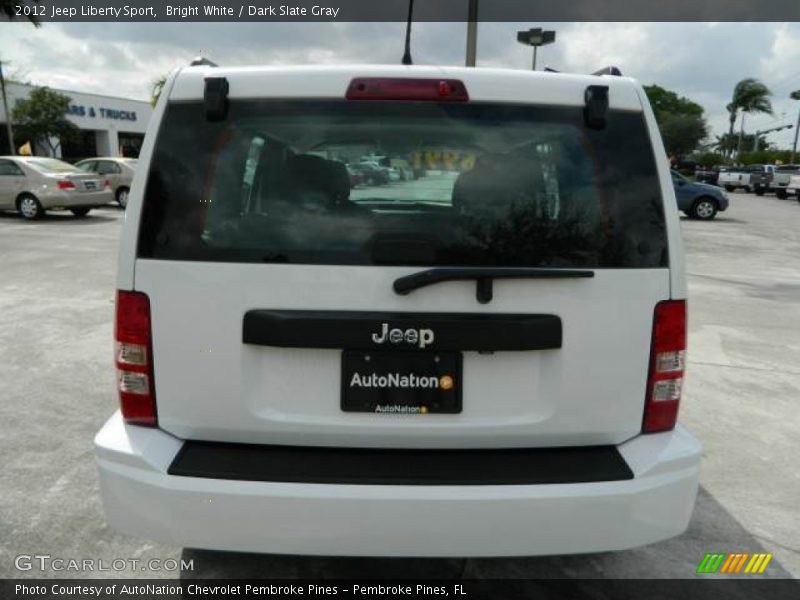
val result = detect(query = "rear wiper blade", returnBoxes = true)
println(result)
[393,267,594,304]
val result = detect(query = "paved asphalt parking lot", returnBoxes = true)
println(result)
[0,192,798,583]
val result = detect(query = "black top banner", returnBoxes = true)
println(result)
[3,0,800,22]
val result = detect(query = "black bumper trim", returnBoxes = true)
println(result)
[168,442,634,486]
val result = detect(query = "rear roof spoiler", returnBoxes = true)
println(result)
[592,66,623,76]
[190,56,218,67]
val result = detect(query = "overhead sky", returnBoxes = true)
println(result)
[3,21,800,149]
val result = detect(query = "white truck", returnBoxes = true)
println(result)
[717,166,751,192]
[784,171,800,202]
[773,165,800,199]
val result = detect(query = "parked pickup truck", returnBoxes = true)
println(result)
[717,166,751,192]
[694,166,719,186]
[748,164,777,196]
[772,165,800,199]
[784,172,800,202]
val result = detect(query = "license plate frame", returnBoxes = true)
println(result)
[341,350,462,414]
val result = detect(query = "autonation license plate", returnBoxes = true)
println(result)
[341,350,462,414]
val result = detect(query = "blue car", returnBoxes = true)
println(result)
[672,170,729,220]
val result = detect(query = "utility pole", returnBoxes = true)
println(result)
[465,0,478,67]
[790,90,800,164]
[0,61,15,155]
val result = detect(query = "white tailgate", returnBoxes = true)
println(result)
[136,260,669,449]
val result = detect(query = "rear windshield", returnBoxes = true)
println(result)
[26,158,78,174]
[138,101,667,268]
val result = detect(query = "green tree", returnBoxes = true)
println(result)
[644,84,708,157]
[645,84,704,119]
[726,78,773,156]
[692,151,728,168]
[12,87,78,157]
[0,0,42,26]
[737,149,791,165]
[657,113,709,158]
[150,75,167,107]
[712,132,771,157]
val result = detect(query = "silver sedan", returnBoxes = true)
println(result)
[0,156,114,220]
[75,157,137,208]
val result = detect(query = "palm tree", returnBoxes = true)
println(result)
[726,78,773,157]
[0,0,41,26]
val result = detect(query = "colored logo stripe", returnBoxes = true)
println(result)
[720,553,749,573]
[697,553,726,574]
[744,553,773,574]
[697,553,773,574]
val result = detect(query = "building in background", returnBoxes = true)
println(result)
[0,82,152,161]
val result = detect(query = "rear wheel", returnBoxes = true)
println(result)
[17,194,44,220]
[70,207,91,218]
[724,185,735,192]
[755,189,765,196]
[777,189,787,199]
[116,187,129,208]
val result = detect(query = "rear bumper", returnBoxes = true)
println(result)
[39,189,113,208]
[95,412,701,557]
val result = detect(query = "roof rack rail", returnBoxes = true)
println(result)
[592,66,622,77]
[190,56,218,67]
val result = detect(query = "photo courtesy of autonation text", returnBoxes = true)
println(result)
[1,1,800,599]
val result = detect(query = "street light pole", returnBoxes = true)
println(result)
[516,28,556,71]
[0,61,16,155]
[465,0,478,67]
[790,90,800,164]
[752,124,792,152]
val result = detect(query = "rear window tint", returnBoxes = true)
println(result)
[138,101,667,268]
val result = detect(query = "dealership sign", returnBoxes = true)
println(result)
[66,104,137,122]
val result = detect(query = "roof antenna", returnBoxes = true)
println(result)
[401,0,414,65]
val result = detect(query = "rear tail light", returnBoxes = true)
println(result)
[346,78,469,102]
[103,179,111,188]
[57,180,76,190]
[643,300,686,433]
[115,290,157,426]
